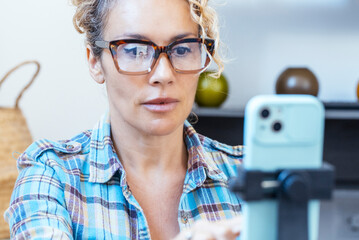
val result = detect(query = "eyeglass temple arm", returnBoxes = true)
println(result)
[206,39,215,53]
[95,41,110,49]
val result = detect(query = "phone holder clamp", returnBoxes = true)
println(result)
[229,163,335,240]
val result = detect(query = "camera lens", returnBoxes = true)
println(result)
[261,109,270,119]
[273,121,282,132]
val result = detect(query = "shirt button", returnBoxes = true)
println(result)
[181,215,188,224]
[66,145,74,150]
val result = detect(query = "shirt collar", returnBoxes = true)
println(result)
[88,113,227,186]
[183,121,228,191]
[88,111,125,184]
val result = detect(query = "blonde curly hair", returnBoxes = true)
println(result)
[72,0,223,76]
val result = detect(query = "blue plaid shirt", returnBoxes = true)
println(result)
[5,112,243,239]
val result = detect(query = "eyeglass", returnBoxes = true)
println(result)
[95,38,215,75]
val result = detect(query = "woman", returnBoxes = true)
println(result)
[5,0,243,239]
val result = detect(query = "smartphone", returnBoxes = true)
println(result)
[241,95,325,240]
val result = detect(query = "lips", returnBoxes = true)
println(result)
[142,98,179,112]
[144,98,178,104]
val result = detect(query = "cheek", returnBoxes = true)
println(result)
[180,75,199,110]
[101,54,118,78]
[104,73,145,109]
[105,76,138,103]
[188,75,200,97]
[101,61,133,104]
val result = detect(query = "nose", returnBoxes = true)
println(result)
[148,54,175,85]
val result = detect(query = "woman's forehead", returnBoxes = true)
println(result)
[103,0,198,43]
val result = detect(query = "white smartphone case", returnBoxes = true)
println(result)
[241,95,325,240]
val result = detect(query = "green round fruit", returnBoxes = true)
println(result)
[195,72,229,107]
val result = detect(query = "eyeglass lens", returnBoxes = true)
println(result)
[115,42,210,73]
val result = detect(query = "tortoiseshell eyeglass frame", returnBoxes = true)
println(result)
[95,38,215,75]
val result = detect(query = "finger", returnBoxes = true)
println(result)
[227,215,242,235]
[172,216,242,240]
[212,216,242,240]
[212,225,240,240]
[191,221,215,240]
[174,228,214,240]
[171,229,190,240]
[193,232,216,240]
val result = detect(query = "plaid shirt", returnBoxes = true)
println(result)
[5,113,243,239]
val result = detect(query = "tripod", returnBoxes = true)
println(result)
[229,163,335,240]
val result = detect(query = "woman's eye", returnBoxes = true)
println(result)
[173,46,191,56]
[124,47,138,56]
[123,45,149,58]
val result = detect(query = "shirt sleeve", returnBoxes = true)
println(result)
[4,152,74,240]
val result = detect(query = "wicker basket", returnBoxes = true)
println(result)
[0,60,40,238]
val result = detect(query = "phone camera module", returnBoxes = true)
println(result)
[273,121,282,132]
[261,109,270,119]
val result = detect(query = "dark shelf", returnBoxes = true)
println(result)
[193,105,359,187]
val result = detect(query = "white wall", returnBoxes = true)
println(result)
[0,0,107,141]
[216,0,359,108]
[1,0,359,141]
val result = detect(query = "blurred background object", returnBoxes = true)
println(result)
[276,67,319,96]
[195,72,229,108]
[0,61,39,238]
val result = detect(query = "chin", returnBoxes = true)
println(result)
[144,118,184,136]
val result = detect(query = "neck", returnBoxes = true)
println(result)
[109,115,188,178]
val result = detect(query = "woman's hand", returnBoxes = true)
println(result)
[172,216,242,240]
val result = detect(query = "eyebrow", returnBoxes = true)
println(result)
[113,32,198,43]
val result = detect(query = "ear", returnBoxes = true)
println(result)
[87,45,105,84]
